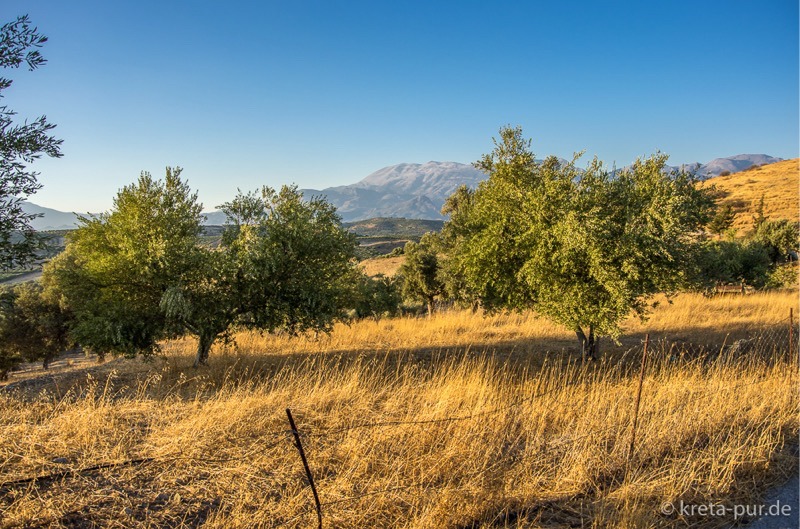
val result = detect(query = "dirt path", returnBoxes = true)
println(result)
[740,474,799,529]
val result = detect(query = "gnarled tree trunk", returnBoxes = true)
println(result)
[193,332,216,368]
[576,324,598,361]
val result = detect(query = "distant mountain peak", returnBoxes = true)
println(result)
[695,154,783,178]
[23,154,787,227]
[355,161,484,200]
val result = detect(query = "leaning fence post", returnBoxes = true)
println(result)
[790,308,795,364]
[627,334,649,473]
[286,408,323,529]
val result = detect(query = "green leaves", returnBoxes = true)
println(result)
[49,175,359,365]
[227,185,359,336]
[0,280,72,377]
[0,15,62,269]
[442,126,714,348]
[398,233,444,315]
[46,168,203,358]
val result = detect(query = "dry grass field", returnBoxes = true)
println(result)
[0,291,797,528]
[359,255,405,277]
[701,158,799,235]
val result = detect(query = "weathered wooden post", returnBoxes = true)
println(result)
[286,408,323,529]
[627,334,649,472]
[790,308,795,364]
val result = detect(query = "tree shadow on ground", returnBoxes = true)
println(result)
[1,317,792,402]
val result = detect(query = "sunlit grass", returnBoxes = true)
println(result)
[0,290,797,528]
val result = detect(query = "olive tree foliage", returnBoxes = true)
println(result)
[46,172,359,367]
[442,127,714,359]
[0,281,71,379]
[46,168,204,358]
[397,232,444,316]
[353,273,402,320]
[0,15,63,269]
[688,219,799,291]
[753,219,799,264]
[437,185,482,311]
[707,203,735,236]
[690,240,771,290]
[214,186,360,355]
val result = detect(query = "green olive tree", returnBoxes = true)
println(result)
[443,127,714,359]
[47,171,359,367]
[0,15,63,269]
[398,233,444,316]
[0,281,71,378]
[46,168,203,358]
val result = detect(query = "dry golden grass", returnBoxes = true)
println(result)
[359,255,405,277]
[0,292,797,528]
[224,291,797,361]
[701,158,799,234]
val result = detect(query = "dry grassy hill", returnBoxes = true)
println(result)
[702,158,799,234]
[359,255,404,277]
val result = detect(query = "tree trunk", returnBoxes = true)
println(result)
[576,325,598,361]
[193,332,215,368]
[426,298,434,318]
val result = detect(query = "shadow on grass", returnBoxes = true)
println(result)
[1,317,793,402]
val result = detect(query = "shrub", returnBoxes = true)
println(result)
[766,262,799,289]
[354,274,402,319]
[691,240,771,289]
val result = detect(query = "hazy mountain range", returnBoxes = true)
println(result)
[300,154,782,222]
[22,154,784,229]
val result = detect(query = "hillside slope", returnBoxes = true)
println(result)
[701,158,799,234]
[344,217,444,238]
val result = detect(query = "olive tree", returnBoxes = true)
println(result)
[444,127,714,359]
[47,171,359,366]
[753,219,799,264]
[0,281,71,378]
[0,15,63,269]
[353,273,402,320]
[398,233,444,316]
[46,168,204,358]
[437,185,484,311]
[182,185,359,366]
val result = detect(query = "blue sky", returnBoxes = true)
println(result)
[4,0,799,213]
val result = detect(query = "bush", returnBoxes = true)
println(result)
[691,240,771,290]
[766,263,799,289]
[0,281,72,379]
[353,274,402,320]
[753,219,799,264]
[384,246,405,258]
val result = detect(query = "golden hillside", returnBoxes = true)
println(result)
[702,158,799,234]
[359,255,404,277]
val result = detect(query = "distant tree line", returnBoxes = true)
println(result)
[1,15,797,374]
[1,126,798,376]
